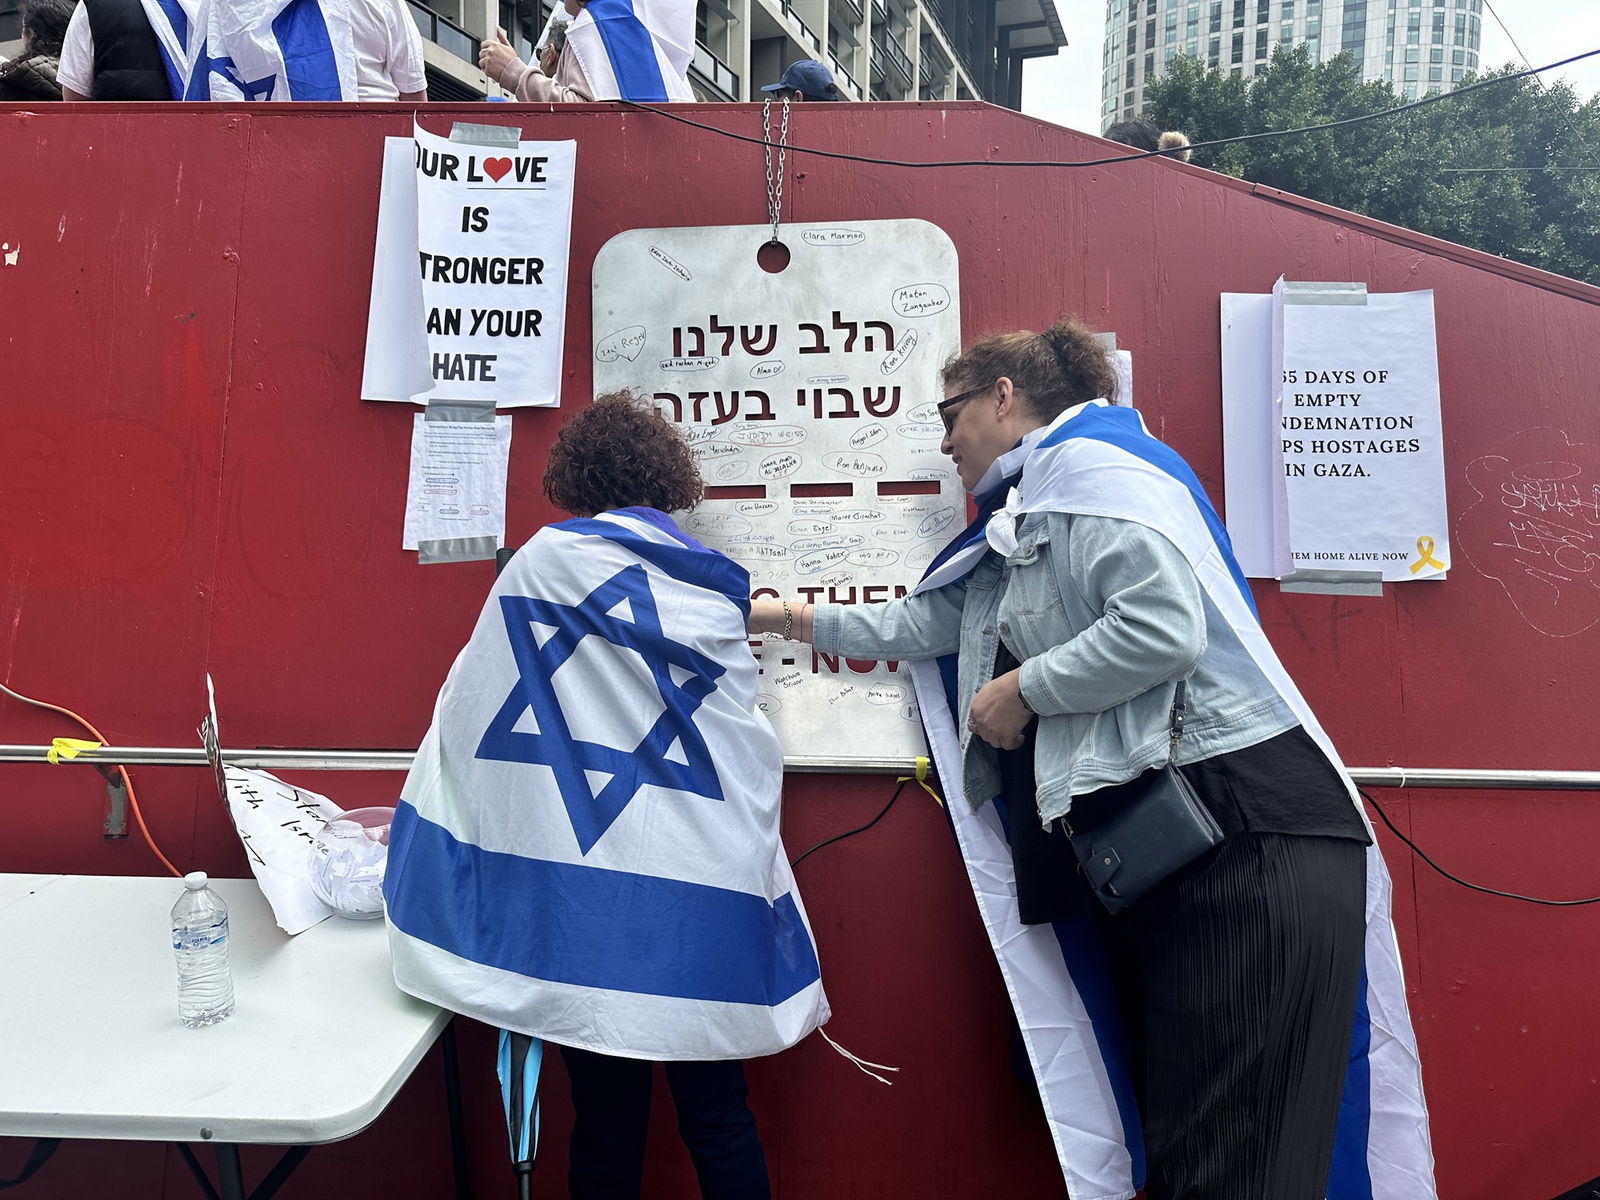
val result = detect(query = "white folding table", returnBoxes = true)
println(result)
[0,875,469,1200]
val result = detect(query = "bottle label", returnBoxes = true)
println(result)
[172,919,229,951]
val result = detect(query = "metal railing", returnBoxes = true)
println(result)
[690,40,740,100]
[779,0,822,53]
[835,0,864,27]
[5,744,1600,786]
[407,1,479,66]
[875,31,914,87]
[829,52,862,97]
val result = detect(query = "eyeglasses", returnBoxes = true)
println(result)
[936,381,994,433]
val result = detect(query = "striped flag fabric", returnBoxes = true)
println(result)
[565,0,695,102]
[910,400,1437,1200]
[385,507,829,1060]
[183,0,355,100]
[141,0,200,98]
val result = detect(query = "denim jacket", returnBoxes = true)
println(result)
[811,511,1296,825]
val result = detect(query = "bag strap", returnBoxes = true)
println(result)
[1169,680,1187,749]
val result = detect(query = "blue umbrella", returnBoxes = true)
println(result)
[497,1029,543,1199]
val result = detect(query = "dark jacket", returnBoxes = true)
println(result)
[0,52,64,101]
[83,0,172,99]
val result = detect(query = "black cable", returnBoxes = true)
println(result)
[0,1139,60,1190]
[620,48,1600,173]
[1360,787,1600,907]
[790,780,907,868]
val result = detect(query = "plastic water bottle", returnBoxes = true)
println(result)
[171,872,235,1028]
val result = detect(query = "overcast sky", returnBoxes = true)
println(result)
[1020,0,1600,136]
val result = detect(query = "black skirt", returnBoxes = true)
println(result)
[1117,831,1366,1200]
[996,732,1369,1199]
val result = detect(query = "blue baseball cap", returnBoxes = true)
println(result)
[760,60,842,101]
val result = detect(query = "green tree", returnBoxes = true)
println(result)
[1142,46,1600,285]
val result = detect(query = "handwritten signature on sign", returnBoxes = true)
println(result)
[1455,427,1600,637]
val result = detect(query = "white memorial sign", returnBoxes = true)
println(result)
[593,221,962,768]
[362,124,576,408]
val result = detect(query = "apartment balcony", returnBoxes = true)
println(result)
[408,1,478,65]
[829,51,863,97]
[835,0,864,28]
[779,0,823,54]
[690,40,740,99]
[874,31,914,88]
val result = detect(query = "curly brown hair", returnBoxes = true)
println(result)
[942,316,1118,421]
[542,391,704,517]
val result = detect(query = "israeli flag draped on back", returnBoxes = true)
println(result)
[141,0,201,98]
[909,401,1437,1200]
[565,0,694,102]
[385,508,830,1060]
[183,0,356,100]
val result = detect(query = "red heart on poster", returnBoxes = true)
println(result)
[482,157,513,182]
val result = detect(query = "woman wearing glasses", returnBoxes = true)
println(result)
[748,318,1430,1199]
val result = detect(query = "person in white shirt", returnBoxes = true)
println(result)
[346,0,426,101]
[59,0,426,100]
[57,0,196,100]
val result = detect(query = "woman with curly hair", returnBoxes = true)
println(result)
[748,319,1432,1199]
[0,0,74,102]
[388,392,826,1200]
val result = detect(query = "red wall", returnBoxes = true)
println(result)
[3,100,1600,1200]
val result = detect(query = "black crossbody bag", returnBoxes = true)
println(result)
[1061,681,1224,914]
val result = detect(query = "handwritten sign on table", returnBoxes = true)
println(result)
[223,766,343,936]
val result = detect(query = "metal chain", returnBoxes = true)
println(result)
[761,95,791,243]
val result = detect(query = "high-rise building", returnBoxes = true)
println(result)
[1101,0,1484,132]
[1,0,1063,106]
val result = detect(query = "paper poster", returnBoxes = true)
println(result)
[362,125,576,408]
[402,411,513,550]
[222,766,343,935]
[592,221,962,768]
[1278,289,1449,580]
[1221,285,1448,583]
[1220,292,1289,578]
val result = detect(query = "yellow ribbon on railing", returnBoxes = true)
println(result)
[46,737,102,764]
[898,755,944,808]
[1408,535,1446,575]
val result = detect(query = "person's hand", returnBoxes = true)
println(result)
[479,29,518,83]
[748,599,786,636]
[538,42,559,76]
[966,669,1031,750]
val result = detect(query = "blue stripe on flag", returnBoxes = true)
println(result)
[1039,406,1259,617]
[584,0,669,101]
[386,803,823,1005]
[560,517,752,616]
[271,0,343,100]
[152,0,187,96]
[1327,962,1375,1199]
[991,793,1148,1188]
[184,47,214,98]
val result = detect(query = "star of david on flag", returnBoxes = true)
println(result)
[384,509,829,1061]
[477,563,726,855]
[183,0,357,99]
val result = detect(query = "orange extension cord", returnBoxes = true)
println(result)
[1,680,182,877]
